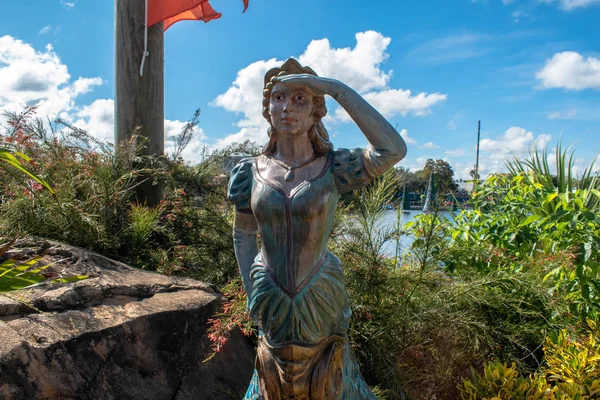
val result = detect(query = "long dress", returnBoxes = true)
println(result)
[228,147,394,400]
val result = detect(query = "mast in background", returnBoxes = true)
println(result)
[474,120,481,183]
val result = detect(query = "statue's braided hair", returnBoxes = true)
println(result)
[262,58,332,156]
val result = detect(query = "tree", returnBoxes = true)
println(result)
[394,166,427,194]
[469,168,480,181]
[420,159,457,193]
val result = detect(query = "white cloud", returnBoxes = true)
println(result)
[39,25,52,35]
[446,148,466,156]
[60,1,76,8]
[400,129,417,145]
[512,10,528,21]
[0,36,102,118]
[213,31,447,148]
[298,31,392,93]
[0,35,208,163]
[548,109,578,119]
[406,156,429,172]
[447,111,467,130]
[334,89,447,121]
[71,99,208,163]
[364,90,447,118]
[478,127,552,176]
[212,58,280,148]
[540,0,600,10]
[420,141,440,149]
[164,119,207,162]
[537,51,600,90]
[480,127,551,153]
[72,99,114,142]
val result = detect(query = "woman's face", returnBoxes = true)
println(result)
[269,82,315,137]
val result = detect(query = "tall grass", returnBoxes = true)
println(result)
[0,109,260,286]
[506,144,600,213]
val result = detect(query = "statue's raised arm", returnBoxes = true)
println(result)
[273,72,407,178]
[228,58,407,399]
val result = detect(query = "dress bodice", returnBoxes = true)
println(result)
[251,154,338,297]
[228,146,396,303]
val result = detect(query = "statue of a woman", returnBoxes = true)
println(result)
[228,58,407,399]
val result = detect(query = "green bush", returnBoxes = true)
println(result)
[459,319,600,399]
[326,172,562,399]
[444,146,600,319]
[0,109,259,286]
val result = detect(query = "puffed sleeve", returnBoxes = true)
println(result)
[227,158,254,213]
[333,146,398,194]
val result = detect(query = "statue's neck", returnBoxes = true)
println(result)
[274,132,314,166]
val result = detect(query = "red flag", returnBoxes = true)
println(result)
[148,0,249,31]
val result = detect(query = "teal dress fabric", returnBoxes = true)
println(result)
[228,149,377,400]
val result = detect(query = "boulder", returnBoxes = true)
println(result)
[0,239,255,400]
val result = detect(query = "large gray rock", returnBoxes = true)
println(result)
[0,239,255,400]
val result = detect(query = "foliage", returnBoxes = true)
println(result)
[446,145,600,319]
[459,361,550,400]
[1,107,55,198]
[0,109,260,287]
[0,238,88,292]
[420,158,458,193]
[394,166,427,194]
[206,276,256,355]
[544,319,600,387]
[0,256,88,292]
[328,174,561,399]
[459,319,600,399]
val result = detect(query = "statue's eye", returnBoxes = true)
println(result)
[294,94,306,102]
[273,94,284,102]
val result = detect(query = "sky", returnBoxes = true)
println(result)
[0,0,599,179]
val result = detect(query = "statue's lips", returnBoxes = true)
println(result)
[281,117,297,124]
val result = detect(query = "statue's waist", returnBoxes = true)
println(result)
[257,250,329,297]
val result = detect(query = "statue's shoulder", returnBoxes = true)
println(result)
[230,156,256,175]
[228,157,256,209]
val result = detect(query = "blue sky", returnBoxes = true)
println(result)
[0,0,598,178]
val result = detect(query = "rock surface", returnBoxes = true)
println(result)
[0,239,255,400]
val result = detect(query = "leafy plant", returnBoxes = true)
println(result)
[446,145,600,319]
[0,146,55,198]
[0,109,260,286]
[0,256,88,292]
[459,319,600,399]
[545,319,600,387]
[0,239,88,292]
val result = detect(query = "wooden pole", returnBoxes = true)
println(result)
[474,120,481,182]
[115,0,164,206]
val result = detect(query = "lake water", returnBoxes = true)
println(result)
[375,210,456,257]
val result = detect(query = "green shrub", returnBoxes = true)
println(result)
[327,173,561,399]
[0,109,260,286]
[445,146,600,320]
[459,319,600,399]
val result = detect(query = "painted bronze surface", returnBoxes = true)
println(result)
[228,58,407,399]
